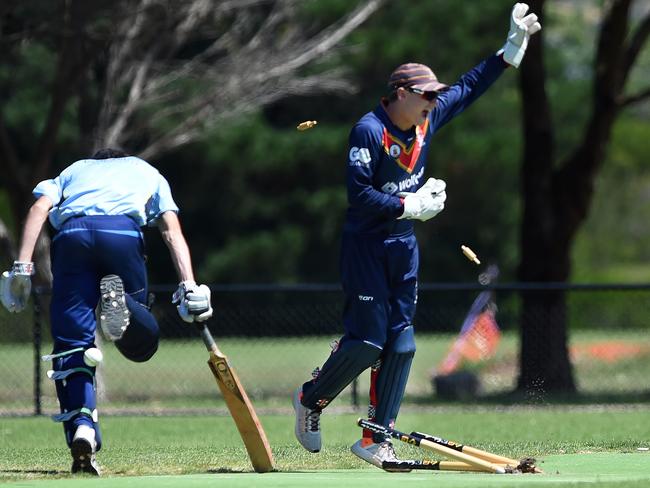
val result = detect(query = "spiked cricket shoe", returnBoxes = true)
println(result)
[293,387,322,453]
[351,439,408,471]
[98,275,130,341]
[71,425,100,476]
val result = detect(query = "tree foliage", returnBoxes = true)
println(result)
[0,0,384,279]
[1,1,649,396]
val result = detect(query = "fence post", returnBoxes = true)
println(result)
[351,377,358,408]
[32,289,42,416]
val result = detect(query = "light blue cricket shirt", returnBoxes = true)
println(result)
[33,156,179,229]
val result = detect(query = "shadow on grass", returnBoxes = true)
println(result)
[207,468,252,474]
[0,469,64,475]
[406,389,650,406]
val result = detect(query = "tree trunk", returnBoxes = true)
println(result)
[516,0,641,393]
[515,0,576,393]
[0,217,16,268]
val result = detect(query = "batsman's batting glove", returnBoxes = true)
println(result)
[499,3,542,68]
[0,261,34,313]
[172,281,213,323]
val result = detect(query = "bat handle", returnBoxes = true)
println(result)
[196,322,218,352]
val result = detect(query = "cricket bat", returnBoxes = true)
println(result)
[197,323,274,473]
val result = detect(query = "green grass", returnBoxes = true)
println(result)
[3,330,650,415]
[2,408,650,486]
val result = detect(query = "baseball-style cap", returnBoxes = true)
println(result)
[387,63,448,93]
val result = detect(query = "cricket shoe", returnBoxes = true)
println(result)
[293,387,322,453]
[98,275,130,341]
[351,439,409,471]
[71,425,100,476]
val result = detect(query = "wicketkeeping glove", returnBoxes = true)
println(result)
[172,280,213,323]
[500,3,542,68]
[398,193,428,220]
[417,191,446,222]
[398,178,447,221]
[0,261,34,313]
[419,177,446,196]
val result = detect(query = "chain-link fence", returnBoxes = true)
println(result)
[1,283,649,416]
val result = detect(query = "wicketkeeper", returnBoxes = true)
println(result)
[0,148,213,475]
[293,3,541,468]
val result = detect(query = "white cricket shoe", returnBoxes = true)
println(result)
[71,425,100,476]
[292,387,322,453]
[98,275,130,341]
[351,439,406,470]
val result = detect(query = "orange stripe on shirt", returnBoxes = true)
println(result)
[381,119,429,173]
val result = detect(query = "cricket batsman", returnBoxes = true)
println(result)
[0,148,212,475]
[293,3,541,468]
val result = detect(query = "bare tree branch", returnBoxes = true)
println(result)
[266,0,383,78]
[103,53,155,148]
[93,0,385,157]
[620,10,650,85]
[139,71,354,159]
[619,86,650,106]
[592,0,631,102]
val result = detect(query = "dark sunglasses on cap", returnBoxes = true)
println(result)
[406,86,440,102]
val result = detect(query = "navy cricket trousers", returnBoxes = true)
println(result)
[50,215,159,360]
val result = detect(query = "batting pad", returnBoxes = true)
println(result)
[301,338,382,410]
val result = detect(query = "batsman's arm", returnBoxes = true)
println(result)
[17,196,53,262]
[158,211,195,283]
[0,196,49,312]
[161,211,213,323]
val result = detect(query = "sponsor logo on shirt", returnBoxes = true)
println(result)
[381,166,426,194]
[349,147,372,167]
[381,182,399,194]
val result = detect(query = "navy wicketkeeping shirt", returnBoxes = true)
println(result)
[344,54,507,237]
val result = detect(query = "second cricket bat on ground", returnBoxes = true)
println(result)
[198,323,274,473]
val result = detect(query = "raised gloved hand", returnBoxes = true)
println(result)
[0,261,34,313]
[172,280,213,323]
[398,178,447,221]
[500,3,542,68]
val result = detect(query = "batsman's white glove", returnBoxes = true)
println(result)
[398,178,447,222]
[172,281,213,323]
[500,3,542,68]
[0,261,34,313]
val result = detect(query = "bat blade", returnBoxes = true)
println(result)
[207,348,274,473]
